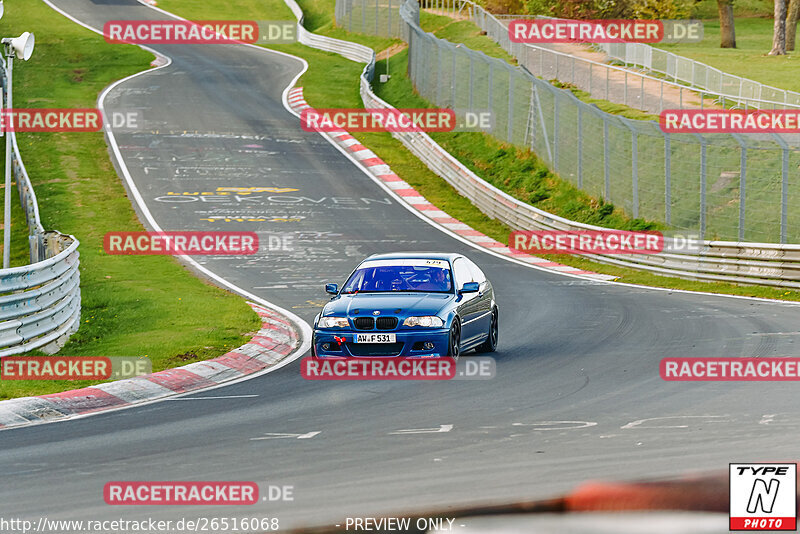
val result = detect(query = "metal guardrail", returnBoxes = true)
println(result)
[285,0,800,289]
[0,94,81,356]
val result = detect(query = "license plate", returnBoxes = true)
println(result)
[355,333,396,343]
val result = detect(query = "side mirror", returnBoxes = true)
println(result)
[325,283,338,295]
[459,281,479,294]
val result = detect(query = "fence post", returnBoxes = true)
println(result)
[571,55,575,84]
[469,54,474,110]
[540,47,543,76]
[487,62,493,133]
[782,147,789,244]
[732,133,747,241]
[772,133,790,243]
[603,118,610,201]
[624,70,628,106]
[640,75,644,108]
[436,41,443,105]
[452,44,457,108]
[553,93,559,173]
[695,133,707,239]
[664,132,671,225]
[577,106,583,188]
[631,127,639,218]
[507,71,514,143]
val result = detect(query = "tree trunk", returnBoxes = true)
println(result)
[769,0,787,55]
[787,0,800,51]
[718,0,736,48]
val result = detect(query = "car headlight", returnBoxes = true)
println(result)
[318,316,350,329]
[403,316,444,328]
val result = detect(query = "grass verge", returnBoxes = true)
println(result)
[653,17,800,94]
[0,1,261,400]
[154,0,800,304]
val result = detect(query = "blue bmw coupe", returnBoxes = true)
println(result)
[312,252,498,358]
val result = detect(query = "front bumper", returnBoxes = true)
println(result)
[313,328,449,358]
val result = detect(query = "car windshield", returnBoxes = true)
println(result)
[341,259,452,293]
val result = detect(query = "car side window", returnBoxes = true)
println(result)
[452,258,473,287]
[465,259,486,284]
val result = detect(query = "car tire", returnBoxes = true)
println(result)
[475,307,498,353]
[311,333,318,359]
[447,318,461,359]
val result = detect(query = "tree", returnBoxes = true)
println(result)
[717,0,736,48]
[769,0,787,55]
[787,0,800,51]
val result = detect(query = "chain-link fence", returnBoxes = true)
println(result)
[336,0,800,244]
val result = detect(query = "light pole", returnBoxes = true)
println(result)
[1,26,34,268]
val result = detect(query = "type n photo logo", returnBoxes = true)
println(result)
[730,463,796,531]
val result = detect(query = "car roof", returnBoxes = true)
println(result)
[361,252,462,262]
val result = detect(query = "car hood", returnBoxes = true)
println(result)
[323,292,452,320]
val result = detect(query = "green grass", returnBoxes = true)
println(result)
[0,168,33,268]
[154,0,800,303]
[654,18,800,94]
[0,1,261,400]
[421,12,517,62]
[691,0,774,19]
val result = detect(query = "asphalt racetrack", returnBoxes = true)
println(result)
[3,0,800,529]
